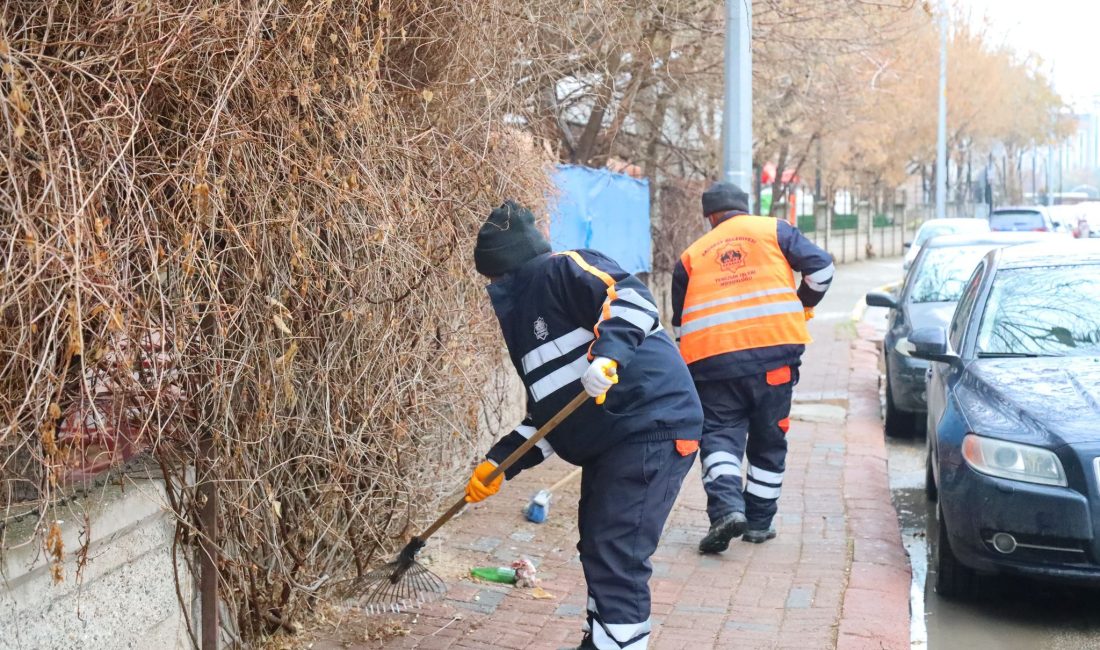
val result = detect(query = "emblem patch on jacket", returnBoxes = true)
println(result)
[716,244,747,271]
[533,316,549,341]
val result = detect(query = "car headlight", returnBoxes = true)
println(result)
[962,434,1067,487]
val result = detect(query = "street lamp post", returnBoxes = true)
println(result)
[1047,144,1053,205]
[935,0,948,219]
[723,0,752,203]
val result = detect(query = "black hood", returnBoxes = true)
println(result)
[956,356,1100,447]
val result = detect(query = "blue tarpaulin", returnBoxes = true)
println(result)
[549,165,651,274]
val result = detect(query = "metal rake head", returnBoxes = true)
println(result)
[353,537,448,615]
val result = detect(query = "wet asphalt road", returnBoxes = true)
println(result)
[860,269,1100,649]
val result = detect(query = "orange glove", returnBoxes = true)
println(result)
[804,307,815,321]
[465,460,503,503]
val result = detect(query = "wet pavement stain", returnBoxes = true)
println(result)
[888,423,1100,650]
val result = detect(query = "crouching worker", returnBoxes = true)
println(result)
[466,201,703,650]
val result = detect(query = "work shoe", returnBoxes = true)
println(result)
[742,527,777,544]
[698,511,747,554]
[559,632,597,650]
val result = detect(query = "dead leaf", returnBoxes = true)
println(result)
[530,586,554,600]
[273,314,292,335]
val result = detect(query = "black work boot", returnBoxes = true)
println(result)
[559,632,597,650]
[698,511,747,554]
[742,526,777,544]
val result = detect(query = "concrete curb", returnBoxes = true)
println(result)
[836,323,912,650]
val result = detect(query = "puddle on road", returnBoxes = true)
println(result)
[891,487,1100,649]
[892,488,931,648]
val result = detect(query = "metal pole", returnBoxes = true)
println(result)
[1059,141,1065,198]
[935,0,948,219]
[723,0,752,202]
[1046,145,1053,205]
[1031,148,1037,203]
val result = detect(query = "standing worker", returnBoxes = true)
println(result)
[467,201,703,650]
[671,182,834,552]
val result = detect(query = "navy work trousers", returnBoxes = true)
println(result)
[577,437,696,650]
[696,366,797,530]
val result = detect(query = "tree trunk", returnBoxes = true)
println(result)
[540,82,575,161]
[769,143,790,218]
[645,86,671,269]
[602,31,667,164]
[574,49,623,165]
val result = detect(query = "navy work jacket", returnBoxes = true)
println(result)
[485,250,702,477]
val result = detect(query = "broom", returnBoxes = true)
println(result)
[522,466,583,524]
[354,390,591,614]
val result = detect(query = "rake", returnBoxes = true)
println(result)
[353,390,590,615]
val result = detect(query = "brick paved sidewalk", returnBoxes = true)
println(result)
[310,320,910,650]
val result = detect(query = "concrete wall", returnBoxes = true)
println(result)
[1,479,191,650]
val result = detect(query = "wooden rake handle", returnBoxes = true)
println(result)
[417,390,590,541]
[545,466,584,494]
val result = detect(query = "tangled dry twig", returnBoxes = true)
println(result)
[1,1,548,642]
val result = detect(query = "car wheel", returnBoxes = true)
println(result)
[924,436,938,502]
[932,503,975,599]
[884,377,912,438]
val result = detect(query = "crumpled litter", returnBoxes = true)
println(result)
[511,557,538,588]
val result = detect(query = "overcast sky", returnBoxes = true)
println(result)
[961,0,1099,107]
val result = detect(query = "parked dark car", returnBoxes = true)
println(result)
[913,240,1100,598]
[866,231,1053,437]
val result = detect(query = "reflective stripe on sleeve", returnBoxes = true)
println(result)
[521,327,595,375]
[515,424,554,458]
[608,304,656,332]
[680,300,804,336]
[528,355,589,402]
[804,263,835,291]
[615,288,659,314]
[557,251,618,351]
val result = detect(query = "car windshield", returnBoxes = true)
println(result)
[908,245,996,303]
[976,264,1100,357]
[914,220,986,247]
[990,211,1044,231]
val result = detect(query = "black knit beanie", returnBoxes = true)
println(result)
[702,182,750,217]
[474,201,552,277]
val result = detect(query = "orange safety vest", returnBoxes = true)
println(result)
[679,215,811,364]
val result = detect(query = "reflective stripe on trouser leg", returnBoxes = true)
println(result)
[695,379,752,524]
[577,439,696,650]
[743,370,794,530]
